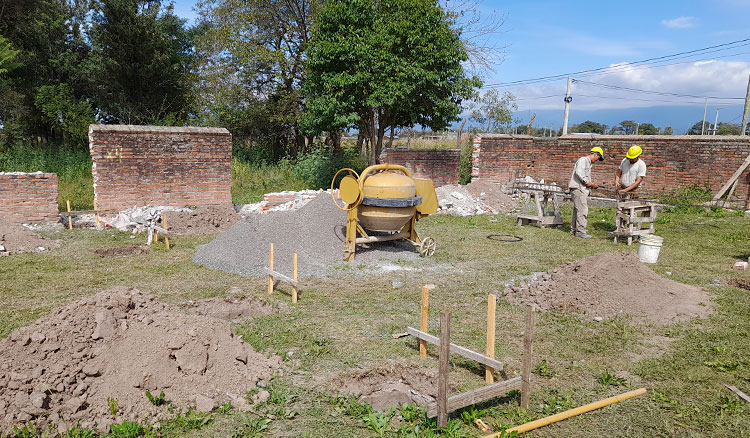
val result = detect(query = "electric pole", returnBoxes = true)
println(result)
[701,98,708,135]
[741,73,750,136]
[562,77,572,135]
[713,108,721,135]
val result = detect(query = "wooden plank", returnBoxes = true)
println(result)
[406,327,505,370]
[521,304,535,410]
[426,376,524,417]
[723,383,750,403]
[485,294,496,384]
[268,243,274,295]
[263,267,299,287]
[713,153,750,200]
[292,253,298,303]
[163,214,170,250]
[437,312,450,427]
[66,200,73,230]
[420,286,429,358]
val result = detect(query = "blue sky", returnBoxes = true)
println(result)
[170,0,750,131]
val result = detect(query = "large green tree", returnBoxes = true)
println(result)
[303,0,480,164]
[86,0,195,125]
[571,120,606,134]
[469,90,517,133]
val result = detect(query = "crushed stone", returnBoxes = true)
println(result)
[505,252,712,324]
[193,194,426,279]
[0,287,281,433]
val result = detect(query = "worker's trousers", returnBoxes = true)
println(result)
[570,188,589,236]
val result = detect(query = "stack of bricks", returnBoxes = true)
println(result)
[473,134,750,203]
[381,148,460,187]
[89,125,232,211]
[0,172,59,222]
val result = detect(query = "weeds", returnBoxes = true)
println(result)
[597,369,627,387]
[157,410,212,435]
[326,395,373,417]
[107,420,155,438]
[145,390,166,406]
[231,417,270,438]
[12,423,37,438]
[532,360,558,378]
[362,409,395,436]
[457,406,487,425]
[63,427,99,438]
[107,397,119,415]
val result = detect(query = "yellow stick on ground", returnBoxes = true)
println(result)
[93,198,100,227]
[483,388,647,437]
[66,200,72,230]
[292,253,298,303]
[163,214,170,250]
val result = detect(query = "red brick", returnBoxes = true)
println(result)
[0,173,59,222]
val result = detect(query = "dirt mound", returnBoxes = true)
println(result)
[163,205,240,235]
[0,287,281,433]
[180,294,284,321]
[505,252,712,324]
[0,219,60,256]
[93,246,150,257]
[332,363,442,411]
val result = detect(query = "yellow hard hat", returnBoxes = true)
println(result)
[626,145,642,159]
[590,147,604,161]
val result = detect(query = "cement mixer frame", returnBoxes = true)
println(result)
[331,164,438,262]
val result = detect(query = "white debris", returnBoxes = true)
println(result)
[237,190,323,215]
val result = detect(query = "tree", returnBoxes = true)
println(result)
[0,35,21,75]
[194,0,315,159]
[469,90,517,133]
[303,0,481,164]
[662,126,673,135]
[619,120,637,135]
[717,122,741,135]
[34,84,94,148]
[86,0,195,125]
[687,121,706,135]
[571,120,605,134]
[638,123,658,135]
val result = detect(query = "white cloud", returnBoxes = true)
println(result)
[661,16,697,29]
[507,59,750,111]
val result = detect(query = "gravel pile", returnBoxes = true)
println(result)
[193,194,424,278]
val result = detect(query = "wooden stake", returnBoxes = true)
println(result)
[268,243,274,295]
[485,293,497,384]
[438,311,451,428]
[93,198,100,227]
[521,304,535,410]
[66,200,72,230]
[163,214,170,250]
[292,253,298,303]
[420,286,429,358]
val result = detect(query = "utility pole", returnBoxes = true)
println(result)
[701,98,708,135]
[741,73,750,136]
[635,122,639,135]
[713,108,721,135]
[562,77,572,135]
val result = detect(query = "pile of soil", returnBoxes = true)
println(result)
[505,253,712,323]
[163,205,240,236]
[332,363,441,411]
[0,219,60,256]
[0,287,281,433]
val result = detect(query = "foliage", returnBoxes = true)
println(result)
[12,423,37,438]
[107,397,120,415]
[717,122,742,135]
[232,417,270,438]
[469,90,517,133]
[293,145,367,190]
[327,395,374,417]
[34,83,94,149]
[597,369,627,386]
[64,427,100,438]
[570,120,606,134]
[362,409,395,436]
[637,122,658,135]
[303,0,481,164]
[107,420,155,438]
[145,390,166,406]
[157,410,212,435]
[457,406,487,425]
[0,35,21,75]
[533,359,558,378]
[458,135,474,184]
[86,0,195,125]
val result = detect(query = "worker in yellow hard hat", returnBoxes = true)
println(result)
[615,145,646,197]
[568,147,604,238]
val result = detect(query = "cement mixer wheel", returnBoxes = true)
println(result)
[419,237,436,257]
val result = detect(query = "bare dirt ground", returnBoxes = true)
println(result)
[163,205,240,236]
[0,219,60,255]
[0,287,282,433]
[179,291,286,321]
[505,252,713,323]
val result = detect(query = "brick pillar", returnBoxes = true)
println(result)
[471,135,482,179]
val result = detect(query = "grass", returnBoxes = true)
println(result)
[1,203,749,437]
[231,158,308,204]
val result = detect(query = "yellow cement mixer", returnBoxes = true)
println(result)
[331,164,438,261]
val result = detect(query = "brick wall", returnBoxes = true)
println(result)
[0,172,59,222]
[89,125,232,211]
[473,134,750,203]
[381,148,460,186]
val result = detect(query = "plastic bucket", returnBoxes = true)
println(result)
[638,235,663,264]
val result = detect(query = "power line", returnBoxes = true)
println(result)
[482,37,750,88]
[573,79,746,100]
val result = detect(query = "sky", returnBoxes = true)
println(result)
[170,0,750,131]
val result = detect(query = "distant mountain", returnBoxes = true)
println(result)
[512,105,746,134]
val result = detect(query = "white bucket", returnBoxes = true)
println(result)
[638,235,663,264]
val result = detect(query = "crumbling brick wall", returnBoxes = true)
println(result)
[0,172,59,222]
[381,148,460,187]
[89,125,232,211]
[473,134,750,203]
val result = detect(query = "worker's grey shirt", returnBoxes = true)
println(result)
[568,156,592,195]
[619,158,646,187]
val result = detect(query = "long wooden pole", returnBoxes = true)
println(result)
[521,304,535,410]
[437,311,451,428]
[66,200,72,230]
[485,293,497,384]
[420,286,429,358]
[483,388,647,437]
[163,214,170,250]
[268,243,274,295]
[292,253,298,303]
